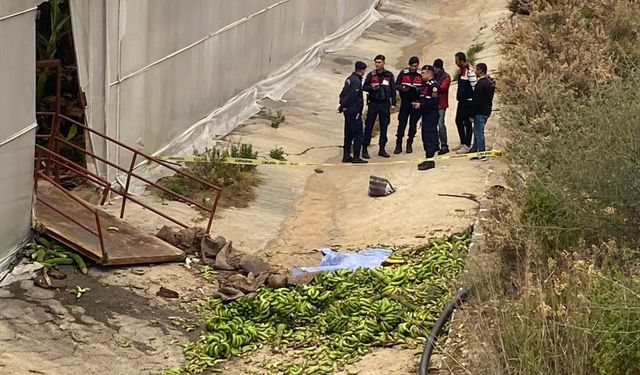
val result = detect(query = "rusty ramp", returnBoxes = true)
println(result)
[35,181,185,265]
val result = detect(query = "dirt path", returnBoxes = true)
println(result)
[224,0,509,374]
[218,0,508,273]
[0,1,507,374]
[224,1,508,373]
[103,0,508,270]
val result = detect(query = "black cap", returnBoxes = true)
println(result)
[422,65,434,72]
[374,54,386,61]
[355,61,367,70]
[433,59,444,69]
[408,56,420,65]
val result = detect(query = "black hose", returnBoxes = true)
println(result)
[418,288,470,375]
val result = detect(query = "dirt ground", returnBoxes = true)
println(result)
[0,0,507,374]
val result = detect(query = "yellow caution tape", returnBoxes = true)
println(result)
[160,150,503,167]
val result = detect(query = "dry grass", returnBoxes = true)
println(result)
[467,1,640,374]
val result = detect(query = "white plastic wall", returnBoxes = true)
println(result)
[0,1,40,271]
[69,0,380,182]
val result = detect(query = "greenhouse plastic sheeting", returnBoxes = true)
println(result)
[69,0,381,189]
[0,1,40,272]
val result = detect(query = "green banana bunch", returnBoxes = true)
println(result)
[160,368,182,375]
[25,237,88,274]
[180,231,472,374]
[71,285,90,299]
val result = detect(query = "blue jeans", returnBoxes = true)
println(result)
[471,115,488,152]
[437,109,448,150]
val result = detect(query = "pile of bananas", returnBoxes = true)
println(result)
[181,231,471,374]
[25,237,88,274]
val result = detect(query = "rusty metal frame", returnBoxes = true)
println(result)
[36,60,61,148]
[34,168,108,262]
[35,116,223,231]
[36,60,63,181]
[34,59,223,262]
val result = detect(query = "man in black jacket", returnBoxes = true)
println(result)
[363,55,396,158]
[412,65,440,159]
[339,61,368,164]
[469,63,495,161]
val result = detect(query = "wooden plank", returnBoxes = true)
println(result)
[35,184,184,265]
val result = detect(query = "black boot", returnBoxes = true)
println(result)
[351,157,368,164]
[378,146,390,158]
[406,140,413,154]
[393,140,402,154]
[362,146,370,159]
[342,145,352,163]
[352,145,367,163]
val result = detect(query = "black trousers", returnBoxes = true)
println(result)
[343,111,363,158]
[455,100,473,147]
[421,110,439,158]
[396,102,420,144]
[364,101,391,147]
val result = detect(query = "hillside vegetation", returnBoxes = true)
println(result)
[478,1,640,374]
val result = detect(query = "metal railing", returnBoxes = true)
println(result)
[33,168,108,262]
[35,114,223,231]
[34,59,223,261]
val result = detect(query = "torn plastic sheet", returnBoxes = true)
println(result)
[0,3,38,273]
[0,262,44,287]
[290,247,392,275]
[119,3,382,195]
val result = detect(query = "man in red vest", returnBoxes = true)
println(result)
[362,55,397,158]
[394,56,422,154]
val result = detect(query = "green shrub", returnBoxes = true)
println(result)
[158,144,261,208]
[591,275,640,375]
[522,183,580,251]
[525,77,640,247]
[500,0,640,249]
[466,42,485,65]
[495,258,640,375]
[269,147,286,161]
[271,110,286,128]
